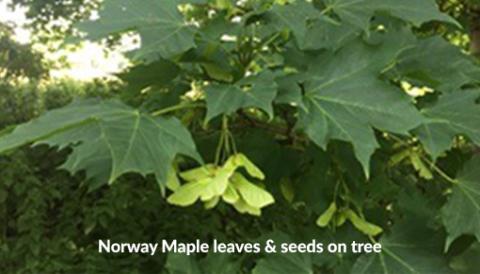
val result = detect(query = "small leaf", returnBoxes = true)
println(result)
[202,63,233,82]
[205,71,277,122]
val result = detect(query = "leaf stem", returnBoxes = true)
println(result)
[224,117,231,156]
[151,103,204,117]
[260,32,281,48]
[321,6,333,15]
[386,134,459,184]
[214,130,225,166]
[422,157,459,185]
[215,116,236,165]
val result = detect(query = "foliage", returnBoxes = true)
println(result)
[0,79,116,127]
[0,22,47,80]
[2,0,480,273]
[9,0,101,41]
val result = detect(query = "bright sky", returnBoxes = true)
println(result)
[0,0,130,81]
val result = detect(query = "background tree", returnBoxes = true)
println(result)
[0,22,46,80]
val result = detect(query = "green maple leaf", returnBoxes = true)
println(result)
[117,58,180,91]
[323,0,372,30]
[205,71,277,121]
[415,90,480,159]
[166,253,240,274]
[298,36,423,176]
[442,156,480,250]
[265,1,320,47]
[369,0,459,27]
[252,253,312,274]
[450,242,480,274]
[302,16,358,51]
[0,99,201,186]
[77,0,196,61]
[397,38,480,92]
[351,222,452,274]
[252,232,313,274]
[199,253,241,274]
[323,0,458,30]
[166,253,202,274]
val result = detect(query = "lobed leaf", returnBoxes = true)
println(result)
[205,71,278,122]
[0,99,201,185]
[442,156,480,250]
[415,90,480,159]
[352,221,452,274]
[298,36,423,177]
[77,0,196,61]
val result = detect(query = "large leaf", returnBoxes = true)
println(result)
[323,0,372,30]
[442,156,480,249]
[415,90,480,159]
[199,253,241,274]
[166,253,240,274]
[252,253,313,274]
[77,0,196,61]
[351,222,452,274]
[368,0,458,27]
[252,232,313,274]
[205,71,277,121]
[450,242,480,274]
[323,0,457,30]
[302,16,358,51]
[117,59,180,92]
[0,99,201,185]
[298,36,423,176]
[397,38,480,92]
[265,1,320,47]
[165,253,202,274]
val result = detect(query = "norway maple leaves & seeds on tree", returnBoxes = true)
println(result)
[1,0,480,273]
